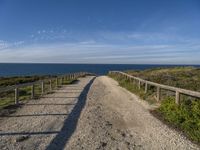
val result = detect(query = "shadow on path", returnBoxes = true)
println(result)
[46,77,95,150]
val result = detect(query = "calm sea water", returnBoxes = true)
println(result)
[0,63,199,77]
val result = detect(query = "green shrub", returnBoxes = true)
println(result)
[158,97,200,142]
[108,73,156,104]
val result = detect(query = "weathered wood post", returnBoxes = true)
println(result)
[31,84,35,99]
[145,82,148,93]
[64,76,66,83]
[175,91,180,105]
[61,77,63,85]
[49,80,52,91]
[56,78,58,87]
[157,87,161,101]
[138,80,141,89]
[15,88,19,105]
[41,81,44,94]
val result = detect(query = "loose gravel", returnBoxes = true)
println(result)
[0,76,95,150]
[66,76,200,150]
[0,76,199,150]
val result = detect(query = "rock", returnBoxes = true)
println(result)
[105,121,112,127]
[15,135,30,142]
[100,142,107,147]
[121,132,126,137]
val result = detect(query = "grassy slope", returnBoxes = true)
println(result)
[109,67,200,143]
[0,75,75,109]
[126,66,200,92]
[0,75,54,87]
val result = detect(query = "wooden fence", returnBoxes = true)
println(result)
[109,71,200,104]
[0,72,92,105]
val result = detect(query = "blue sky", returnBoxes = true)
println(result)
[0,0,200,64]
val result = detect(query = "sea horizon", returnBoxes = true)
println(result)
[0,63,199,77]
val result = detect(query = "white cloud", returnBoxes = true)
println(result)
[0,40,25,50]
[0,40,199,64]
[1,29,200,64]
[0,40,9,50]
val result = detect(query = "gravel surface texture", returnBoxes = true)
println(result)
[66,76,199,150]
[0,76,199,150]
[0,76,95,150]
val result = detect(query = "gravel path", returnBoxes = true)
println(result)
[0,76,199,150]
[66,76,199,150]
[0,76,95,150]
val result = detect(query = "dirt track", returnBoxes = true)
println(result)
[0,76,199,150]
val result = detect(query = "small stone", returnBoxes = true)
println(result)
[101,142,107,147]
[121,132,126,137]
[15,135,30,142]
[126,141,130,146]
[105,121,112,127]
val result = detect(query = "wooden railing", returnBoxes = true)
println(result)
[109,71,200,104]
[0,72,93,105]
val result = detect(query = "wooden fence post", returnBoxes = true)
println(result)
[41,81,44,94]
[15,88,19,105]
[56,78,58,87]
[145,82,148,93]
[64,76,66,82]
[176,91,180,105]
[138,80,141,89]
[31,84,35,99]
[157,87,161,101]
[61,77,63,85]
[49,80,52,91]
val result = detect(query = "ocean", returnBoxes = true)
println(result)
[0,63,199,77]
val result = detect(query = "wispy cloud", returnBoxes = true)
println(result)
[0,40,24,50]
[1,29,200,64]
[28,28,200,45]
[0,39,200,64]
[0,40,9,50]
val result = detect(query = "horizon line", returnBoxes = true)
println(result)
[0,62,200,66]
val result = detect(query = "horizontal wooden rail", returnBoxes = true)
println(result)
[109,71,200,104]
[0,72,94,105]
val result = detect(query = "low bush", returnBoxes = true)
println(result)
[158,97,200,142]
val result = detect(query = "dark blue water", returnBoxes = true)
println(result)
[0,63,199,76]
